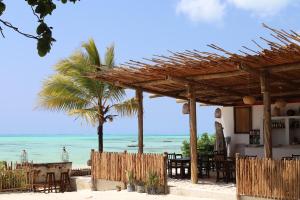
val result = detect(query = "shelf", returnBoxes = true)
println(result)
[272,116,300,120]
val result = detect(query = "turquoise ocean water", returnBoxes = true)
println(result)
[0,134,188,167]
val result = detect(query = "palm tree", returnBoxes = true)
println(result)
[38,39,138,152]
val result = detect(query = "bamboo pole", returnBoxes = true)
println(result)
[188,85,198,184]
[136,89,144,154]
[260,71,272,158]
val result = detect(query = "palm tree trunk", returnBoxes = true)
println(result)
[97,122,104,152]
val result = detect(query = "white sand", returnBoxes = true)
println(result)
[0,190,213,200]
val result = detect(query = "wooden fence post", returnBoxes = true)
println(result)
[236,153,241,200]
[163,153,168,194]
[90,149,96,191]
[123,150,127,188]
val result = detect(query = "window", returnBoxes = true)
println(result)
[234,107,252,134]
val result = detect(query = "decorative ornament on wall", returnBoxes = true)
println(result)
[272,107,280,116]
[215,108,222,118]
[182,103,189,114]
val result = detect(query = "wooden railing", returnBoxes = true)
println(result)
[91,151,167,191]
[236,155,300,200]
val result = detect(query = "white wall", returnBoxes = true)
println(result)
[219,103,300,156]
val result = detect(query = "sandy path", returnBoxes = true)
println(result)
[0,190,213,200]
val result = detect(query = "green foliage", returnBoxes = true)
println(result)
[146,171,159,188]
[38,39,138,128]
[181,133,216,157]
[126,170,135,185]
[0,161,6,171]
[0,0,79,56]
[0,169,28,190]
[0,1,5,15]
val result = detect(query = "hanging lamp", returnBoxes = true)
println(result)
[243,96,256,105]
[275,86,287,108]
[243,73,256,105]
[275,98,287,108]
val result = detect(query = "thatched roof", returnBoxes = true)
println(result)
[91,24,300,106]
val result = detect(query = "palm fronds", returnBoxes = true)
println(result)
[113,98,139,117]
[38,39,137,128]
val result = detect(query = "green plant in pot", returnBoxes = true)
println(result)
[135,180,145,193]
[116,185,121,192]
[126,170,135,192]
[146,171,159,195]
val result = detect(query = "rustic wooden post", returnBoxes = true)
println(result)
[136,89,144,154]
[90,149,97,191]
[123,150,127,188]
[163,153,168,194]
[188,85,198,184]
[235,153,241,200]
[260,71,272,158]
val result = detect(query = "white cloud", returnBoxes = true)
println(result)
[176,0,293,24]
[176,0,226,23]
[228,0,292,17]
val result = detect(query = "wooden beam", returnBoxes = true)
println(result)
[149,94,164,98]
[186,62,300,80]
[267,62,300,73]
[167,75,244,97]
[136,89,143,154]
[188,85,198,184]
[260,71,272,159]
[112,81,188,101]
[238,64,300,89]
[112,80,227,106]
[190,71,246,80]
[134,79,170,86]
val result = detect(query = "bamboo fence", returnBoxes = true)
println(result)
[0,163,33,192]
[236,156,300,200]
[91,151,167,189]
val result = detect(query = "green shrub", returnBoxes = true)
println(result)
[181,133,216,157]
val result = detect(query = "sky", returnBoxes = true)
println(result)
[0,0,299,136]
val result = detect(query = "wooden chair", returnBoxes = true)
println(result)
[198,154,210,178]
[214,154,226,182]
[225,158,236,183]
[44,172,57,193]
[167,153,176,178]
[60,170,71,192]
[175,154,183,159]
[281,156,294,160]
[244,155,257,158]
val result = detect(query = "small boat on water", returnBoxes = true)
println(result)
[127,144,144,148]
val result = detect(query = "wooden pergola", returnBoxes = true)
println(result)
[91,25,300,184]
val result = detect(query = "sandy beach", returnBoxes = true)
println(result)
[0,190,214,200]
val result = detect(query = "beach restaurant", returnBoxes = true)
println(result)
[91,25,300,199]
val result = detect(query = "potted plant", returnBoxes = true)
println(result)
[135,180,145,193]
[126,170,135,192]
[146,171,159,195]
[116,185,122,192]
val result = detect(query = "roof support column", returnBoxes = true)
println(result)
[188,85,198,184]
[136,89,144,154]
[260,71,272,158]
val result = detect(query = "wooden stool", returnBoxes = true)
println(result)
[44,172,57,193]
[60,171,71,192]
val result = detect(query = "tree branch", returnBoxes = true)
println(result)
[0,18,39,40]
